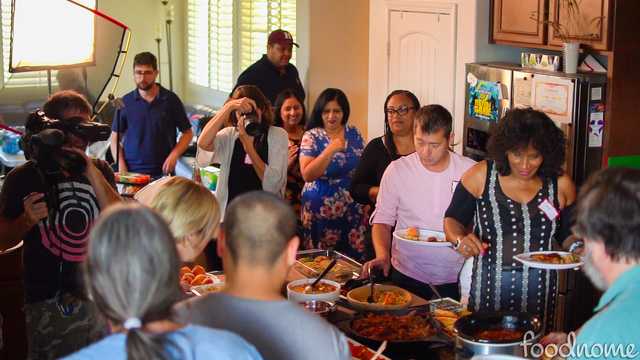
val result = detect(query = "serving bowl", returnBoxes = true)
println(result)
[346,284,412,311]
[286,278,341,303]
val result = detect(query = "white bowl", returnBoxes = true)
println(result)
[286,278,341,303]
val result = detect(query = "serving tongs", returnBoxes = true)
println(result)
[304,258,338,293]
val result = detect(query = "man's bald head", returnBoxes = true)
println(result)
[224,191,297,266]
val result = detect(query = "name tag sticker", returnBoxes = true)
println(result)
[538,198,559,221]
[244,154,253,165]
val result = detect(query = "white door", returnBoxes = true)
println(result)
[388,10,455,114]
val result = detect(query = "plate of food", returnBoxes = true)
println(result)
[393,227,451,247]
[514,251,583,270]
[295,252,362,284]
[346,284,412,311]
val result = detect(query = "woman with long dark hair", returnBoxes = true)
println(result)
[444,108,576,329]
[351,90,419,207]
[64,204,260,359]
[274,89,306,219]
[299,88,366,261]
[197,85,288,215]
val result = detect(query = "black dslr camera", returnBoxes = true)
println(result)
[20,110,111,177]
[231,109,265,137]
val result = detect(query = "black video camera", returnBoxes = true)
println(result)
[20,110,111,177]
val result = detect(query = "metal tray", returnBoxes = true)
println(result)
[428,297,465,314]
[294,249,362,284]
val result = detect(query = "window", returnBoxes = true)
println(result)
[187,0,296,94]
[0,0,56,88]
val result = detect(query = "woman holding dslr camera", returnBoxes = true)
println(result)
[197,85,288,214]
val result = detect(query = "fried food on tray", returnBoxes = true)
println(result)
[298,256,357,282]
[529,252,581,264]
[351,313,434,341]
[432,308,470,336]
[180,265,213,287]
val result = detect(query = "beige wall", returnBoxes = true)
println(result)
[101,0,186,98]
[308,0,369,138]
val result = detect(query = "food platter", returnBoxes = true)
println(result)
[514,251,583,270]
[393,228,452,247]
[295,249,362,284]
[340,308,451,345]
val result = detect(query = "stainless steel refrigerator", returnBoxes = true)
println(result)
[463,62,606,186]
[463,62,606,331]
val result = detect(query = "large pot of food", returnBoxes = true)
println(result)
[453,312,541,359]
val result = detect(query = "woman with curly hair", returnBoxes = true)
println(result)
[444,108,576,329]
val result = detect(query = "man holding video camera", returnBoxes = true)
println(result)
[0,90,120,359]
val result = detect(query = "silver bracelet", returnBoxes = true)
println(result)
[568,240,584,253]
[454,236,462,250]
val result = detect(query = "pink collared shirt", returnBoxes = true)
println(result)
[373,152,475,285]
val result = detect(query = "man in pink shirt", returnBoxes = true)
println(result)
[364,105,475,300]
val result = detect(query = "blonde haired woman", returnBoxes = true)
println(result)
[136,176,221,262]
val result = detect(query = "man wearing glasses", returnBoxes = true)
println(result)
[231,29,305,105]
[110,52,193,179]
[362,104,475,301]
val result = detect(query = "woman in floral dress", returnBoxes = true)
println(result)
[299,88,367,262]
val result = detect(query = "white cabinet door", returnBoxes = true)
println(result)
[388,10,455,114]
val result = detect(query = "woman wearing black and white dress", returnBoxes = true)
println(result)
[444,108,576,329]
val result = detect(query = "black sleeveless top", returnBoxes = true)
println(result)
[469,161,560,330]
[227,134,269,204]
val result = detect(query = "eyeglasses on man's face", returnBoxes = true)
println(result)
[385,105,415,116]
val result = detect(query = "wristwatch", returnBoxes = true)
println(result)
[568,240,584,253]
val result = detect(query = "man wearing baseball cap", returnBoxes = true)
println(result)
[231,29,305,105]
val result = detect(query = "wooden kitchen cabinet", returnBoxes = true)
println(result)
[491,0,547,45]
[548,0,611,50]
[491,0,612,51]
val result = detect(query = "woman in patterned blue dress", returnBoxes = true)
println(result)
[444,108,577,330]
[299,88,367,262]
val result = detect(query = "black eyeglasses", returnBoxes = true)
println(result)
[385,106,415,116]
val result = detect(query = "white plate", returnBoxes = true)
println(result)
[514,251,583,270]
[393,228,452,247]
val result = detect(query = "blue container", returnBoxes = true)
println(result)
[2,133,22,155]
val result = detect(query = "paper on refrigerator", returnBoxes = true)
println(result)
[532,75,575,124]
[513,77,533,108]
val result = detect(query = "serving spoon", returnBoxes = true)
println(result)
[305,258,338,293]
[367,266,375,303]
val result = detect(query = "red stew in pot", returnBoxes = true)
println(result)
[474,329,524,342]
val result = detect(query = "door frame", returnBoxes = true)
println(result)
[368,1,458,140]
